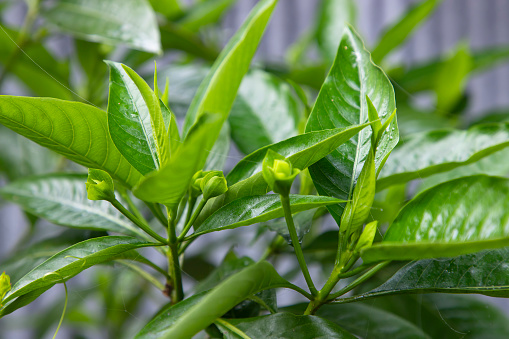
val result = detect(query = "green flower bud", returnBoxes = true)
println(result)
[190,170,205,198]
[354,220,378,253]
[86,169,115,201]
[0,271,11,303]
[200,171,228,200]
[262,149,300,195]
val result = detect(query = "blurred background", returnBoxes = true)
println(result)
[2,0,509,338]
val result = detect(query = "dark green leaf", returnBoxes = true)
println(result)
[262,208,320,244]
[0,236,156,316]
[371,0,442,64]
[42,0,162,53]
[285,303,429,339]
[363,175,509,262]
[0,174,144,237]
[194,194,344,237]
[182,0,278,140]
[217,313,355,338]
[0,96,143,188]
[305,26,398,223]
[378,123,509,191]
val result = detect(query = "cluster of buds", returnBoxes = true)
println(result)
[262,150,300,195]
[191,170,228,200]
[86,169,115,201]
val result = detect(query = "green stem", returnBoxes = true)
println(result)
[328,261,390,301]
[0,0,39,88]
[146,202,168,227]
[167,208,184,303]
[117,260,165,290]
[110,199,168,245]
[280,194,317,296]
[118,189,148,225]
[215,319,250,339]
[177,198,206,242]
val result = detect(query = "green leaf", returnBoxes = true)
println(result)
[182,0,278,140]
[0,236,155,316]
[229,69,303,154]
[194,195,344,238]
[377,123,509,191]
[285,303,429,339]
[315,0,356,64]
[136,261,301,339]
[204,122,230,171]
[371,0,442,64]
[352,248,509,301]
[0,96,143,188]
[262,208,320,244]
[196,123,369,226]
[106,61,169,175]
[362,175,509,262]
[177,0,236,31]
[0,174,143,237]
[42,0,162,53]
[133,113,222,207]
[148,0,183,18]
[305,26,398,223]
[217,313,355,338]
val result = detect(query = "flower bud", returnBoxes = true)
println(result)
[190,170,205,198]
[86,169,115,201]
[262,149,300,195]
[200,171,228,200]
[0,271,11,303]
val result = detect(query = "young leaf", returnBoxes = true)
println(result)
[0,174,144,238]
[284,303,429,339]
[193,195,345,238]
[371,0,442,64]
[305,26,398,224]
[106,61,169,175]
[182,0,278,143]
[217,313,355,338]
[133,113,221,207]
[0,96,142,188]
[42,0,162,53]
[0,236,156,316]
[196,123,370,226]
[136,261,303,339]
[377,123,509,191]
[362,175,509,262]
[352,248,509,301]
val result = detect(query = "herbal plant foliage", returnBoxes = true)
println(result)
[2,0,509,338]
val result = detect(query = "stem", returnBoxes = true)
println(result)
[146,202,168,227]
[177,198,206,242]
[0,0,39,88]
[118,189,148,225]
[110,199,168,245]
[215,319,250,339]
[280,194,317,296]
[117,260,165,290]
[328,261,390,301]
[167,208,184,303]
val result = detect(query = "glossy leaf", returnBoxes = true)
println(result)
[352,248,509,302]
[363,175,509,262]
[285,303,429,339]
[194,195,344,237]
[182,0,278,140]
[42,0,162,53]
[262,208,320,244]
[377,123,509,191]
[0,96,143,188]
[0,174,143,237]
[217,313,355,339]
[196,123,369,226]
[316,0,356,63]
[106,61,169,175]
[138,261,300,339]
[204,122,230,171]
[305,26,398,223]
[229,69,302,154]
[371,0,442,64]
[0,236,155,317]
[133,113,222,207]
